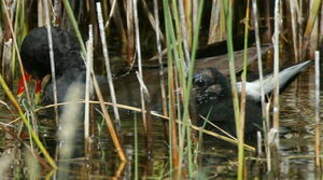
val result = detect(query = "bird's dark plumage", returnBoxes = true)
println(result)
[20,27,84,79]
[193,68,262,140]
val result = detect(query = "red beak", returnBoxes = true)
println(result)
[17,72,42,97]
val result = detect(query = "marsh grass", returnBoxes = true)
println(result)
[0,0,322,178]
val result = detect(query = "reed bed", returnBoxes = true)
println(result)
[0,0,322,179]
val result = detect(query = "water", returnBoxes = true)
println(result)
[0,62,322,179]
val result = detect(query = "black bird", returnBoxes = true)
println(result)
[193,60,312,141]
[18,26,267,105]
[19,26,311,142]
[18,27,85,98]
[20,27,84,79]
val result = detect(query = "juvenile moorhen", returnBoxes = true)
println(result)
[19,26,312,141]
[193,59,312,140]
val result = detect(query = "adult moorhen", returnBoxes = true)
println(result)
[18,27,85,98]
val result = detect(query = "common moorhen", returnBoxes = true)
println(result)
[18,27,269,103]
[17,27,85,97]
[193,60,311,140]
[19,27,312,141]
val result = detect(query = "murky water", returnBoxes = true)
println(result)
[0,61,322,179]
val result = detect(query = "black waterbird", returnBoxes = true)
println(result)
[19,27,312,143]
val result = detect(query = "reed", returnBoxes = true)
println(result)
[237,0,251,178]
[84,25,93,153]
[314,51,321,167]
[0,73,56,168]
[0,0,321,178]
[61,0,86,55]
[43,0,59,124]
[96,2,121,130]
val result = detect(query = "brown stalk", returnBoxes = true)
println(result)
[289,0,300,61]
[97,2,121,130]
[153,0,168,117]
[91,71,127,161]
[168,68,180,178]
[125,0,135,66]
[85,8,126,161]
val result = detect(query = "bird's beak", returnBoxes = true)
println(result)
[17,72,32,97]
[17,72,42,104]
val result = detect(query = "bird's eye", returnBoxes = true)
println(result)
[193,74,206,87]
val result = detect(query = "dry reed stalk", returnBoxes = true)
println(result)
[35,100,169,120]
[37,0,45,26]
[200,116,237,140]
[237,1,251,178]
[104,0,117,29]
[135,71,153,153]
[304,0,322,37]
[97,2,121,130]
[114,161,127,178]
[188,121,255,151]
[83,6,126,160]
[53,0,62,25]
[314,51,321,167]
[257,131,262,156]
[84,25,93,145]
[265,102,271,172]
[264,0,272,42]
[169,72,180,178]
[289,0,299,61]
[133,0,151,136]
[270,2,282,176]
[1,0,14,90]
[153,0,168,116]
[1,37,12,91]
[298,0,304,59]
[183,0,192,46]
[43,0,59,124]
[252,0,266,117]
[208,0,225,44]
[125,0,135,65]
[272,0,281,134]
[91,72,127,161]
[178,0,191,62]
